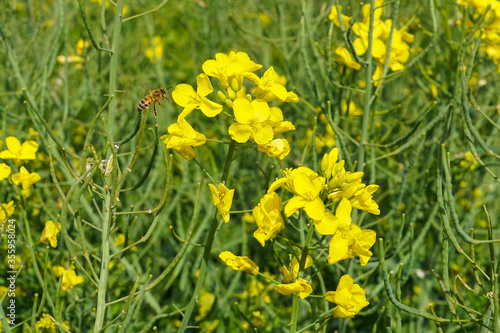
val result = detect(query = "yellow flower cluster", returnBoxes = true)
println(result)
[458,0,500,72]
[330,1,415,83]
[163,51,297,161]
[218,147,379,318]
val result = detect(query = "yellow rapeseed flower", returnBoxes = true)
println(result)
[219,251,259,275]
[40,220,62,248]
[208,183,235,223]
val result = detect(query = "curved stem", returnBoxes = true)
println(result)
[178,140,237,332]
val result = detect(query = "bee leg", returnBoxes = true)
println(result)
[153,104,158,119]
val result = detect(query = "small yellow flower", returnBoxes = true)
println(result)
[0,201,14,221]
[208,183,235,223]
[246,66,299,103]
[269,167,326,220]
[172,74,223,121]
[275,278,313,299]
[40,220,62,248]
[219,251,259,275]
[0,163,11,181]
[162,119,207,161]
[11,166,41,190]
[336,47,361,70]
[325,274,369,318]
[52,266,85,291]
[0,136,38,164]
[252,191,284,247]
[257,138,291,160]
[228,98,274,145]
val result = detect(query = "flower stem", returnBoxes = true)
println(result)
[178,139,237,332]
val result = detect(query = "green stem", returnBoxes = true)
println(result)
[107,0,125,143]
[178,140,237,332]
[93,192,112,332]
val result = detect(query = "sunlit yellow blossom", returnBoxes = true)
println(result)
[228,98,274,144]
[350,184,380,215]
[314,212,339,235]
[172,74,223,121]
[269,167,326,220]
[252,191,284,247]
[0,163,11,181]
[336,47,361,70]
[40,220,62,248]
[258,138,290,160]
[202,51,262,90]
[162,119,207,161]
[52,266,85,291]
[267,106,295,135]
[275,278,313,299]
[325,274,369,318]
[12,167,41,196]
[246,66,299,103]
[0,201,14,221]
[0,136,38,164]
[208,183,235,223]
[326,199,376,265]
[219,251,259,275]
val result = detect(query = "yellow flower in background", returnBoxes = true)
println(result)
[56,55,85,64]
[341,100,363,117]
[0,136,38,164]
[52,266,85,291]
[219,251,259,275]
[325,274,369,318]
[208,183,235,223]
[172,73,223,121]
[252,191,284,247]
[228,98,274,144]
[76,39,89,55]
[202,51,262,90]
[275,278,313,299]
[246,66,299,103]
[36,314,57,333]
[258,138,290,160]
[0,163,11,181]
[0,201,15,221]
[329,5,352,28]
[336,47,361,70]
[162,119,207,161]
[195,289,216,321]
[40,220,62,248]
[145,36,163,63]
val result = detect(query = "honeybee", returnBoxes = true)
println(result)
[137,88,168,118]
